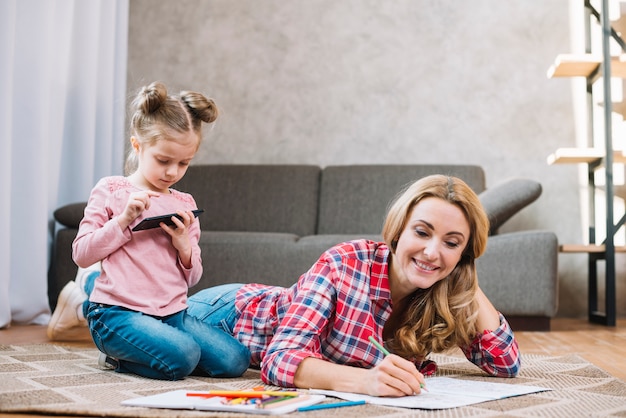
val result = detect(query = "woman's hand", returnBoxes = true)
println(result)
[294,356,426,397]
[160,209,194,268]
[364,354,427,397]
[117,191,161,230]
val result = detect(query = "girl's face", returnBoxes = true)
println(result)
[389,197,470,301]
[132,130,199,193]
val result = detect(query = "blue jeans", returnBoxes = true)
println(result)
[83,275,249,380]
[186,283,243,333]
[186,284,250,362]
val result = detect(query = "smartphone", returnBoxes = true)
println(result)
[132,209,204,231]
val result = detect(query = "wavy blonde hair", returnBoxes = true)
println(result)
[125,81,219,174]
[382,175,490,359]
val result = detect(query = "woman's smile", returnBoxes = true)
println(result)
[414,258,438,272]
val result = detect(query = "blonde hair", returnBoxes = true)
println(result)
[382,174,490,359]
[125,81,219,174]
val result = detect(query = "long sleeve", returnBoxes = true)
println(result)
[72,178,132,267]
[461,313,521,377]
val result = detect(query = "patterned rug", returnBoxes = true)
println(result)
[1,344,626,417]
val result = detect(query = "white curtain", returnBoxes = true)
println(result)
[0,0,128,327]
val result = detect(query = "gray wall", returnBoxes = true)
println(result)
[127,0,621,317]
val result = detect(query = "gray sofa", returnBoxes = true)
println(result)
[48,164,558,331]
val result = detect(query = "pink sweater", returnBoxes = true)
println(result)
[72,176,203,316]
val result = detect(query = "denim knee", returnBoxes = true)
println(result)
[161,347,201,381]
[215,343,251,378]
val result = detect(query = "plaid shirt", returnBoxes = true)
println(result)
[234,240,520,387]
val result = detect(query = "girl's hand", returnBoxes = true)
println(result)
[364,354,426,397]
[118,191,161,230]
[160,210,194,268]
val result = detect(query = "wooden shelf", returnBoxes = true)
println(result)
[548,4,620,327]
[547,147,626,164]
[560,244,626,253]
[547,53,626,78]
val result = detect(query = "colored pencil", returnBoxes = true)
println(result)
[186,390,300,398]
[258,395,310,409]
[297,400,366,412]
[368,335,390,355]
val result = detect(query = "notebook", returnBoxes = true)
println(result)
[121,389,326,415]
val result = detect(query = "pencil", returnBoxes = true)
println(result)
[368,335,390,355]
[297,400,366,412]
[368,335,428,391]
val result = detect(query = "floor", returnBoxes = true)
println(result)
[515,317,626,381]
[1,317,626,417]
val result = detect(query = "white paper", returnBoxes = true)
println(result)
[311,377,551,410]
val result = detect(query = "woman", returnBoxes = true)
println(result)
[187,174,520,396]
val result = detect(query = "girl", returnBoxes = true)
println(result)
[187,175,520,396]
[70,81,250,380]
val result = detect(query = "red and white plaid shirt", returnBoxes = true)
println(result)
[234,240,520,387]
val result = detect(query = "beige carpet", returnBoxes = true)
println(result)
[1,344,626,417]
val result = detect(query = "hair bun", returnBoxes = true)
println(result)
[180,91,219,124]
[139,81,168,114]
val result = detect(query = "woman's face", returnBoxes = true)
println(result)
[390,197,470,300]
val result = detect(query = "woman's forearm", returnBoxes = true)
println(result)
[474,287,501,332]
[294,357,370,394]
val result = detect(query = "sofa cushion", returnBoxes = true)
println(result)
[317,165,486,234]
[295,234,384,263]
[174,165,321,236]
[478,178,542,234]
[194,231,305,290]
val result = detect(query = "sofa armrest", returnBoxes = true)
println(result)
[54,202,87,228]
[476,230,558,318]
[479,178,541,235]
[47,228,79,310]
